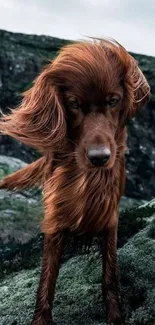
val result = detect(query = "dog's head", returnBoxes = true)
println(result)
[0,39,150,170]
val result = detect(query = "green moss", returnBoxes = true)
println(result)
[119,220,155,324]
[0,268,39,325]
[0,165,10,178]
[0,193,43,240]
[0,219,155,325]
[147,221,155,238]
[0,233,44,279]
[118,202,155,247]
[0,254,106,325]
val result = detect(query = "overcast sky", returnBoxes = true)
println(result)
[0,0,155,56]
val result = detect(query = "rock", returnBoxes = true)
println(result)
[0,217,155,325]
[118,51,155,200]
[119,196,147,212]
[0,155,26,173]
[0,189,43,244]
[119,220,155,325]
[0,155,43,245]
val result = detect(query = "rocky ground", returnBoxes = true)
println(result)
[1,216,155,325]
[0,155,155,325]
[0,200,155,325]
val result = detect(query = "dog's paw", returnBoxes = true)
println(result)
[108,321,125,325]
[106,297,125,325]
[31,321,44,325]
[108,323,125,325]
[31,317,54,325]
[108,322,125,325]
[107,315,125,325]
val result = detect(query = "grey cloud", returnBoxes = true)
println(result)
[0,0,155,56]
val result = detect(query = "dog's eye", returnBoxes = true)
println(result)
[107,97,120,107]
[68,100,80,110]
[71,101,79,109]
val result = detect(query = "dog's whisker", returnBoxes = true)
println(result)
[67,138,80,148]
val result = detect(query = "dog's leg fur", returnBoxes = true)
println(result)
[31,233,64,325]
[0,157,45,190]
[101,225,124,325]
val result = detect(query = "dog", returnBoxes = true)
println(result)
[0,39,150,325]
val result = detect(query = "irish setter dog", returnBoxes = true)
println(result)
[0,39,150,325]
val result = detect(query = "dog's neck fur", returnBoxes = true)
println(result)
[42,128,127,236]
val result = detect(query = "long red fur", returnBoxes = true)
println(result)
[0,39,150,325]
[0,157,45,190]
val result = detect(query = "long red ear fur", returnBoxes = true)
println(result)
[98,38,150,116]
[125,58,150,120]
[0,65,66,152]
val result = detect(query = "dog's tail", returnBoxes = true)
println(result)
[0,156,46,191]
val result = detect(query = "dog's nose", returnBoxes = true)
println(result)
[87,146,111,166]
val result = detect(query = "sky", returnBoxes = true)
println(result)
[0,0,155,56]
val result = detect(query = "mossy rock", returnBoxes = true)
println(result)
[0,190,43,243]
[0,155,26,178]
[119,196,147,212]
[0,219,155,325]
[119,219,155,324]
[0,155,43,245]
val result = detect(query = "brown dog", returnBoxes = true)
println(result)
[0,39,150,325]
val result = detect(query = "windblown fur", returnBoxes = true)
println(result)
[0,38,150,325]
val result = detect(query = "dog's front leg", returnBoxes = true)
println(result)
[31,233,64,325]
[101,224,125,325]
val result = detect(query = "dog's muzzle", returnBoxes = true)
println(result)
[87,146,111,167]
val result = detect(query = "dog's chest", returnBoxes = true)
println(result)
[78,170,119,233]
[43,166,120,235]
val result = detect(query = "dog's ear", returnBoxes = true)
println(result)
[121,57,151,125]
[130,60,150,118]
[0,65,66,152]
